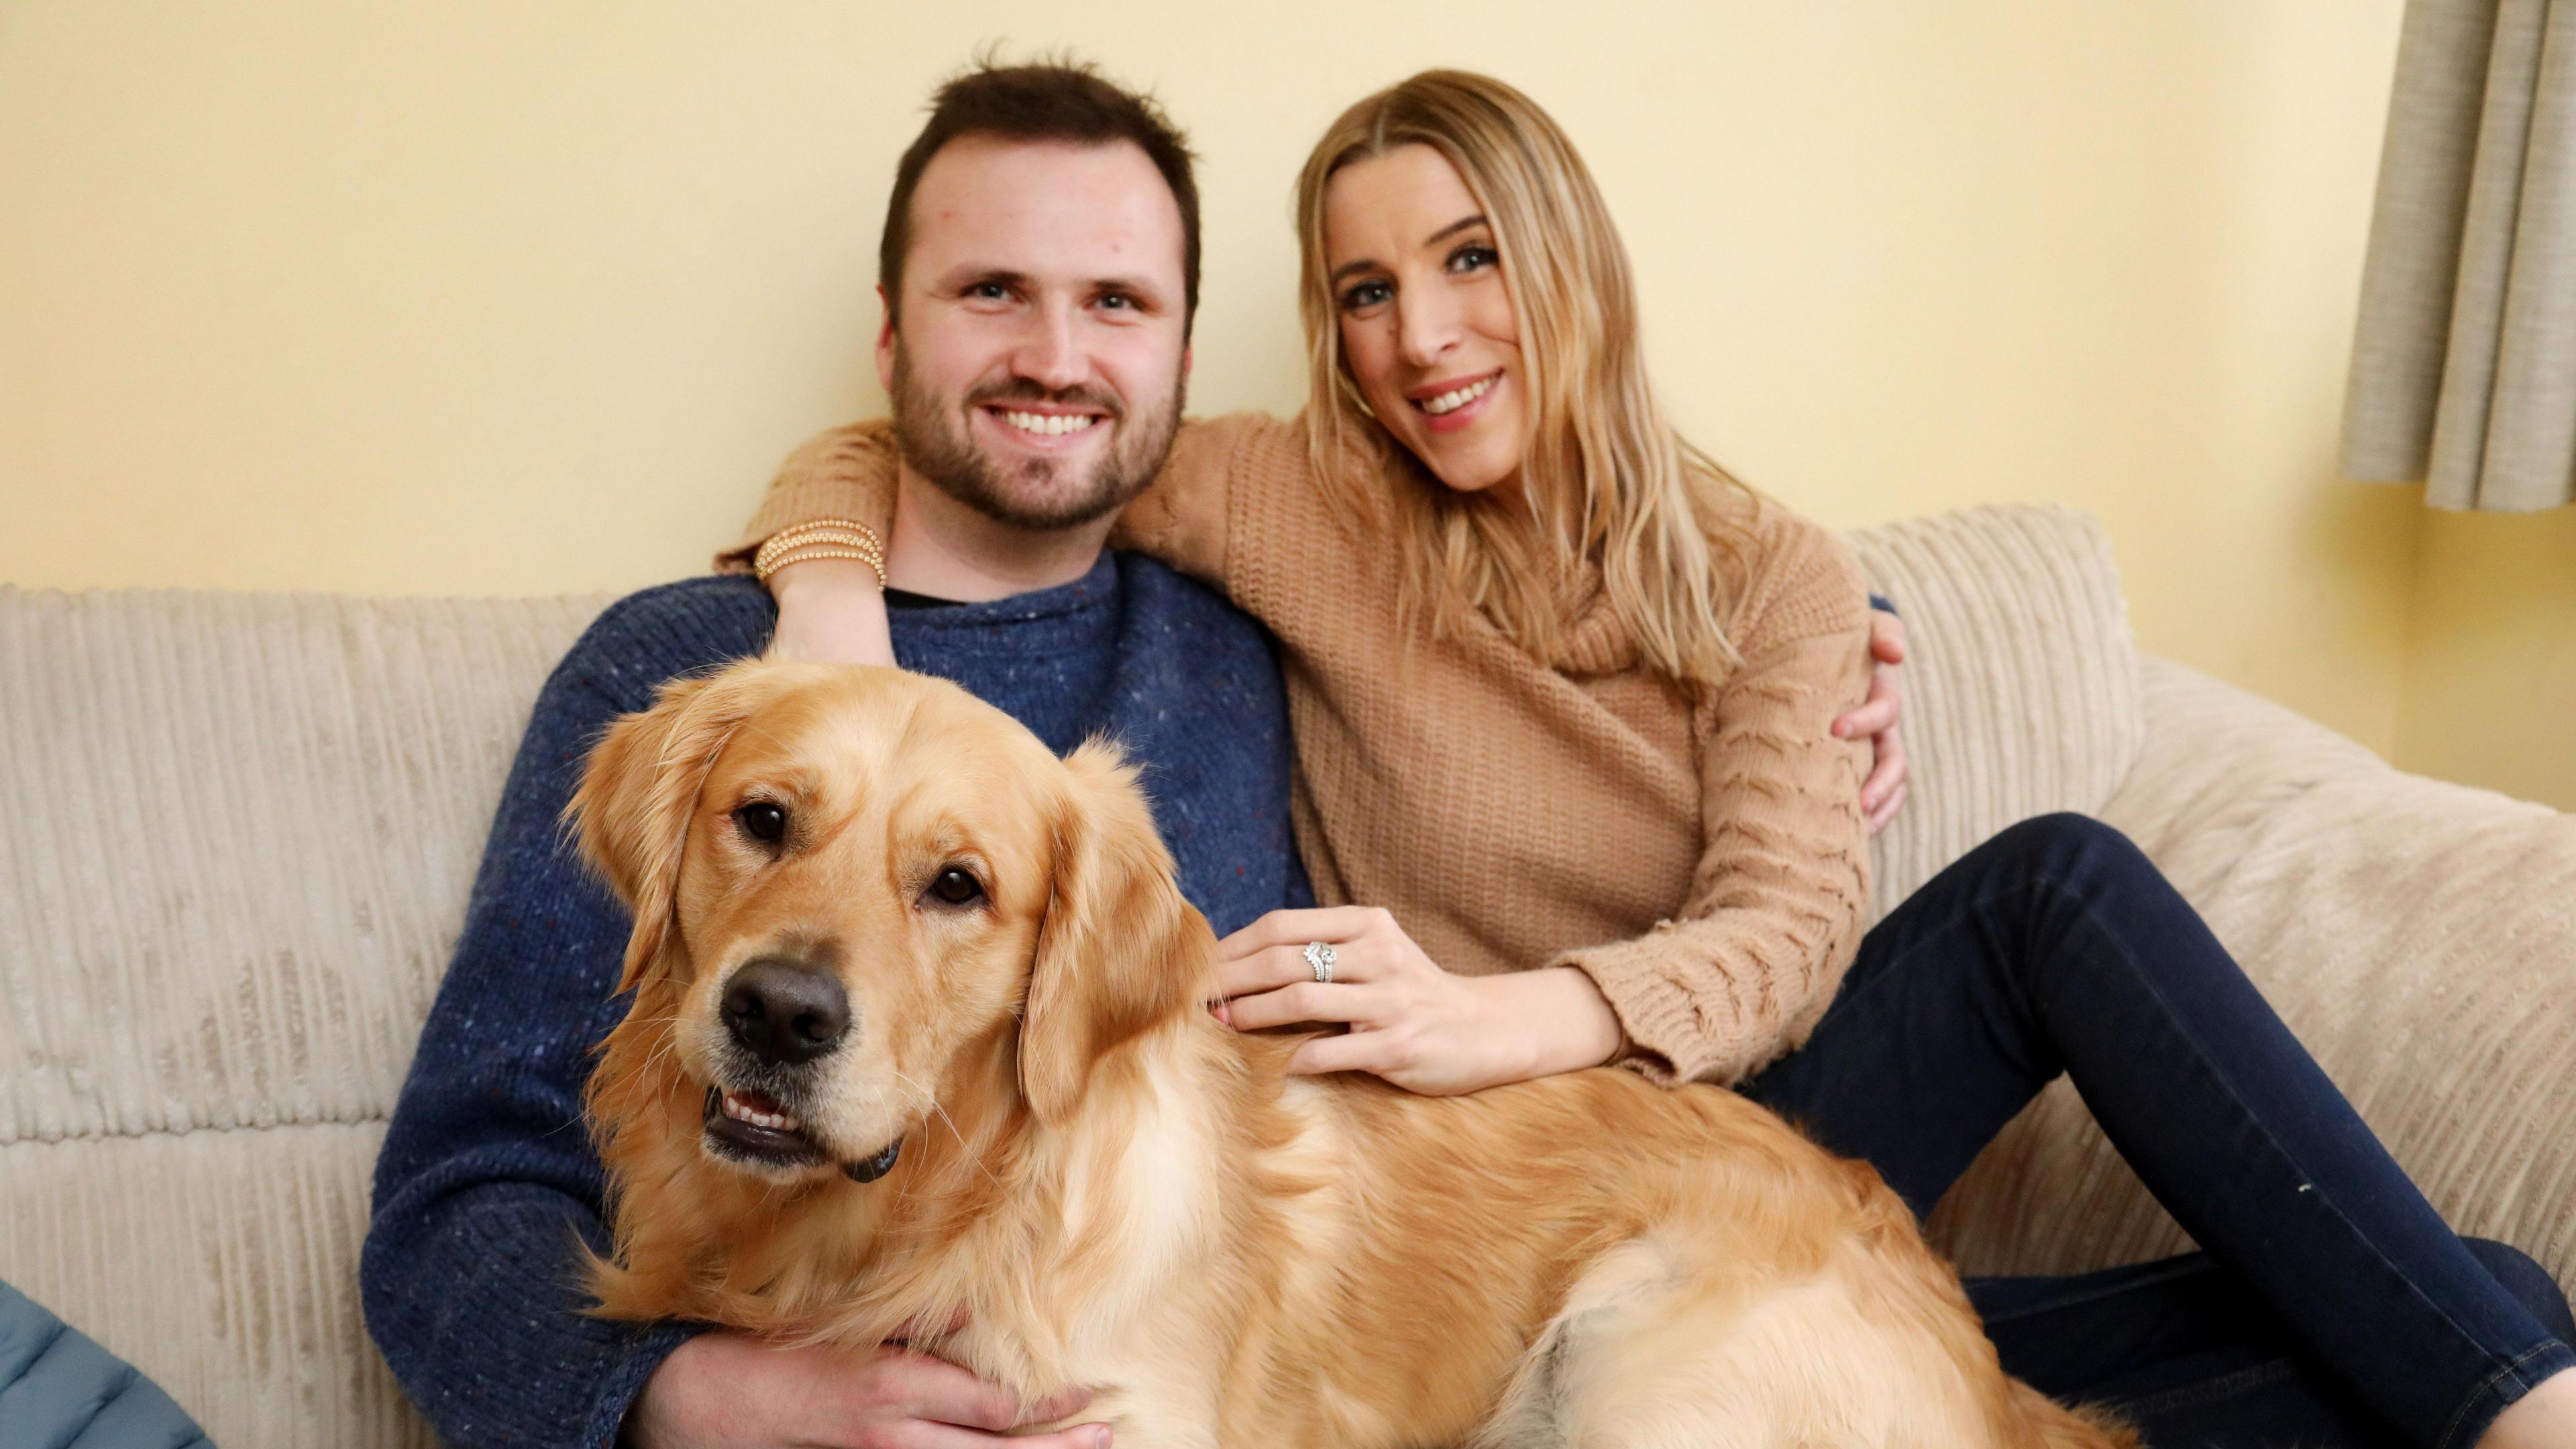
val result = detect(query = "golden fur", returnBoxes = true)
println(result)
[571,661,2134,1449]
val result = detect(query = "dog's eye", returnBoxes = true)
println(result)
[928,867,983,906]
[734,801,789,844]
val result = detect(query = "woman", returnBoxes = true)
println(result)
[742,70,2574,1448]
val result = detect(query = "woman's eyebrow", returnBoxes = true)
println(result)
[1423,213,1489,248]
[1330,214,1491,285]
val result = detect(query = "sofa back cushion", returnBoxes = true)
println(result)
[1846,504,2146,922]
[1,586,605,1448]
[1,589,608,1142]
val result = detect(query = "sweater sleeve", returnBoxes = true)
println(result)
[1550,511,1875,1087]
[716,415,1261,594]
[360,599,735,1447]
[718,421,904,570]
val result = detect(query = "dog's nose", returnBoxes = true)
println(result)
[720,959,851,1065]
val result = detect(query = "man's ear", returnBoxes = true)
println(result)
[566,666,770,993]
[875,284,898,395]
[1019,739,1214,1126]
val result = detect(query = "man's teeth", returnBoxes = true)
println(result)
[1418,376,1497,416]
[722,1091,802,1134]
[1000,410,1100,437]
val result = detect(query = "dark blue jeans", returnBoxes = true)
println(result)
[1741,814,2575,1449]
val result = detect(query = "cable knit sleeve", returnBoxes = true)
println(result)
[1549,506,1874,1087]
[716,415,1264,592]
[717,421,904,571]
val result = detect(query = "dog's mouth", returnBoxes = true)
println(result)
[700,1085,901,1183]
[704,1084,822,1169]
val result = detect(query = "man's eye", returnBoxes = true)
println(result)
[928,867,983,906]
[1098,292,1133,311]
[735,802,788,844]
[967,282,1011,301]
[1339,280,1392,311]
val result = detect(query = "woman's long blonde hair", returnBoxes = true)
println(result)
[1294,70,1752,682]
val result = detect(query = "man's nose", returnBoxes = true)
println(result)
[720,957,851,1066]
[1011,301,1088,394]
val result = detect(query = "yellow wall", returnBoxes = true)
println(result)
[3,1,2562,804]
[2397,506,2576,811]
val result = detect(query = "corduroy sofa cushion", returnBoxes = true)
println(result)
[2,590,604,1448]
[1845,504,2147,923]
[1925,657,2576,1282]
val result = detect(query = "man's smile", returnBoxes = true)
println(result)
[977,402,1112,449]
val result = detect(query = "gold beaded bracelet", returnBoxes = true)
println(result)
[755,521,882,564]
[757,544,887,588]
[754,520,885,588]
[757,533,885,574]
[756,542,886,586]
[761,519,880,547]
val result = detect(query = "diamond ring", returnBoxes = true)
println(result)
[1303,941,1337,984]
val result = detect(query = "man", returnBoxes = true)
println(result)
[364,58,1911,1449]
[362,63,1298,1449]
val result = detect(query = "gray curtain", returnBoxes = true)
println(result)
[2345,0,2576,511]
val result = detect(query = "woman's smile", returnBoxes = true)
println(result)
[1409,370,1504,433]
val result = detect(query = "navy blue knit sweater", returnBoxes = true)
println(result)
[362,559,1307,1446]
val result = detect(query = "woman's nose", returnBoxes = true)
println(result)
[1397,289,1462,369]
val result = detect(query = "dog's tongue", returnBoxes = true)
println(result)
[731,1087,786,1116]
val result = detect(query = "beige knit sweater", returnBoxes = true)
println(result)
[724,414,1874,1085]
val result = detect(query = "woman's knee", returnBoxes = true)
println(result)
[1956,814,2208,987]
[1994,811,2137,864]
[1966,813,2163,900]
[2463,1238,2576,1344]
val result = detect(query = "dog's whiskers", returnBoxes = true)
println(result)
[631,1013,688,1086]
[892,1068,1000,1189]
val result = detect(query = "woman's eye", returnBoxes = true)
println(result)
[1339,280,1392,311]
[734,802,788,844]
[1448,244,1498,274]
[928,867,984,906]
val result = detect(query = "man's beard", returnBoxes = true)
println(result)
[890,345,1185,531]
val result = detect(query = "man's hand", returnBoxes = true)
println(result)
[765,557,898,667]
[625,1333,1108,1449]
[1833,607,1909,834]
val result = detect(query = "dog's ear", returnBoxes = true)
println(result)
[567,666,769,993]
[1020,738,1214,1125]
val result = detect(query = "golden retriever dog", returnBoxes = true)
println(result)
[570,660,2132,1449]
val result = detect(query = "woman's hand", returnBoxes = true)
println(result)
[765,556,897,667]
[1832,607,1909,834]
[1214,907,1623,1095]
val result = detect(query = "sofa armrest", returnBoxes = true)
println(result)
[1928,657,2576,1290]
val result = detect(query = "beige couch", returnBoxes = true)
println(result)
[3,505,2570,1448]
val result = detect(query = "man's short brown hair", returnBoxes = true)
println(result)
[880,58,1201,333]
